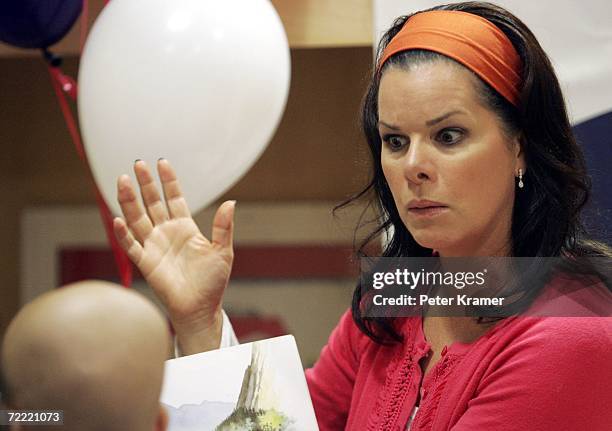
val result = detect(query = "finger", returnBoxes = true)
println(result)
[117,174,154,243]
[113,217,144,264]
[211,200,236,251]
[157,159,192,219]
[134,160,169,226]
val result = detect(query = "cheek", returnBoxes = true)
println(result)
[381,158,403,195]
[445,147,515,211]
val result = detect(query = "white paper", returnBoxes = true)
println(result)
[161,335,319,431]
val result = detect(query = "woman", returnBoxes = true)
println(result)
[113,2,611,430]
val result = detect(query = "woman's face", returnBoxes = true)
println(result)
[378,62,524,257]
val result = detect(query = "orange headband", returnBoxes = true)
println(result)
[378,10,521,106]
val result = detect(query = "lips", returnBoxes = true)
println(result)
[406,200,448,217]
[407,199,446,209]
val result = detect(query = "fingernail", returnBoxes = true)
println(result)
[134,159,142,164]
[158,157,166,161]
[229,200,237,208]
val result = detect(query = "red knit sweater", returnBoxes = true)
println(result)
[305,280,612,430]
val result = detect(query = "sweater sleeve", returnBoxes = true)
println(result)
[451,317,612,431]
[305,309,363,431]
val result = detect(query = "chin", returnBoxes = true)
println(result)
[409,228,457,252]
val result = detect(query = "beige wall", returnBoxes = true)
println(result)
[0,46,374,339]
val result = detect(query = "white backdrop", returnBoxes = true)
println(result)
[373,0,612,125]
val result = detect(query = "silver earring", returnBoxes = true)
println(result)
[518,168,524,189]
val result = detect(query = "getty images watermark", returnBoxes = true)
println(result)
[359,257,611,318]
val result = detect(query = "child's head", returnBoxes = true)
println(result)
[1,280,170,431]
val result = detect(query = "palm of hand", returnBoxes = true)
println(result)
[139,217,232,321]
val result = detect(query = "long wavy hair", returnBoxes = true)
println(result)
[338,1,611,343]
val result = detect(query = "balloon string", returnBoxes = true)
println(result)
[47,64,133,288]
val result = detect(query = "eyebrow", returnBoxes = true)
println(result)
[378,110,466,130]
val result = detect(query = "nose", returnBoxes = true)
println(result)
[402,139,435,185]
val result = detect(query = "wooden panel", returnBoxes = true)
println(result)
[0,0,372,57]
[271,0,372,48]
[0,47,374,204]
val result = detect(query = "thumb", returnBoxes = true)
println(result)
[211,200,236,251]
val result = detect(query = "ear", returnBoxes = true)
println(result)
[154,405,169,431]
[512,133,526,174]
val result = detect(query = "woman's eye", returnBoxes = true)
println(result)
[382,135,408,151]
[436,128,464,145]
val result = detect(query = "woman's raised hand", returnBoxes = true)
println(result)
[113,159,235,354]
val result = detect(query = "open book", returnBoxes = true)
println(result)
[161,335,319,431]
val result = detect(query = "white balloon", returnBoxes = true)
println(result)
[78,0,290,215]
